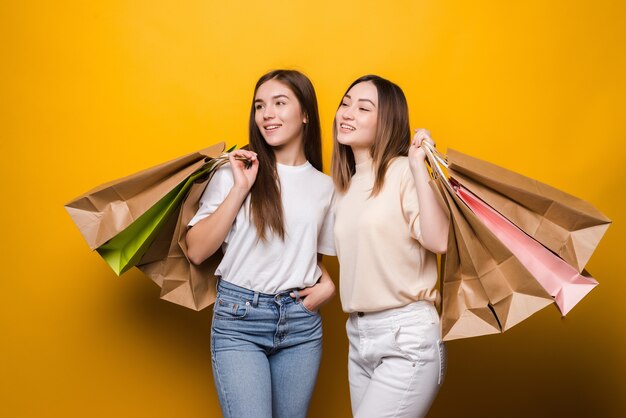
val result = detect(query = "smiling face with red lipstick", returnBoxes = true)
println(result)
[254,78,308,150]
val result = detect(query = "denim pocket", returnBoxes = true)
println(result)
[427,306,440,325]
[297,299,318,316]
[390,325,422,364]
[214,295,248,321]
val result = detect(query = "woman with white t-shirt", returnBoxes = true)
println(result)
[332,75,450,418]
[186,70,336,418]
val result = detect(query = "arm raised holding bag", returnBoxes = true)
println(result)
[186,149,258,264]
[408,128,449,254]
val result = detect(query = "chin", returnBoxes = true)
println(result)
[262,136,288,148]
[336,134,357,147]
[264,134,300,149]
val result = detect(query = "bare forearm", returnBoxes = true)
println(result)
[411,161,449,254]
[318,259,334,285]
[186,187,249,264]
[289,257,336,311]
[315,259,336,306]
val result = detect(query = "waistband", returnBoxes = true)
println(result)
[350,300,436,321]
[217,279,303,307]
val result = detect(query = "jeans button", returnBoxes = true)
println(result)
[357,312,364,317]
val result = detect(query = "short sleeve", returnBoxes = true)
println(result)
[317,189,336,256]
[399,165,422,242]
[188,164,234,227]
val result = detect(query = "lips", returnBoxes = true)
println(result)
[339,123,356,132]
[263,124,282,132]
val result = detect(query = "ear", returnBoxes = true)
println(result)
[303,113,308,124]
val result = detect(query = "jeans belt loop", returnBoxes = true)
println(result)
[252,292,260,307]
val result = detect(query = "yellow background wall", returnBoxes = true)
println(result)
[3,1,625,417]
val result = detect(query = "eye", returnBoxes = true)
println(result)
[255,104,264,110]
[276,101,286,106]
[340,101,349,107]
[359,107,371,112]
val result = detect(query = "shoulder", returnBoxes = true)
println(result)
[387,156,411,180]
[384,157,416,194]
[388,156,409,170]
[304,165,335,193]
[210,163,235,188]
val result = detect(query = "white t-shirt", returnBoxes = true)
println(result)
[188,161,336,294]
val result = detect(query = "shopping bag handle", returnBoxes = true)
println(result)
[422,141,448,167]
[423,143,475,214]
[422,141,450,182]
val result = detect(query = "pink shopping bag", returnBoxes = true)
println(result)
[455,182,598,316]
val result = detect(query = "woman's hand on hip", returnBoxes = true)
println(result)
[290,265,336,313]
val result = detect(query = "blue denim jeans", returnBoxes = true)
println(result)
[210,280,323,418]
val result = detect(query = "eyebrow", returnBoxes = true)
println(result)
[254,94,290,103]
[344,94,376,107]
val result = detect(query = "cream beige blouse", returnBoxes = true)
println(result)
[334,156,439,313]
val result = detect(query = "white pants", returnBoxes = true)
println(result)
[347,301,446,418]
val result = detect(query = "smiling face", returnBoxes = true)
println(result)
[254,78,307,149]
[335,81,379,150]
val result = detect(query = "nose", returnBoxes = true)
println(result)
[340,105,354,120]
[263,104,275,120]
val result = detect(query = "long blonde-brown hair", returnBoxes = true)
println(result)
[331,75,411,195]
[249,70,323,241]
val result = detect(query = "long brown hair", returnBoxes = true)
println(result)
[331,75,410,195]
[248,70,322,241]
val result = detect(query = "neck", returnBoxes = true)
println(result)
[351,146,372,164]
[274,138,307,166]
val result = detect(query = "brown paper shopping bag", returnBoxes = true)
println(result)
[137,166,223,311]
[447,149,611,272]
[65,143,225,250]
[424,145,553,341]
[439,179,553,340]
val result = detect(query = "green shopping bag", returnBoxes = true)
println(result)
[96,162,217,275]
